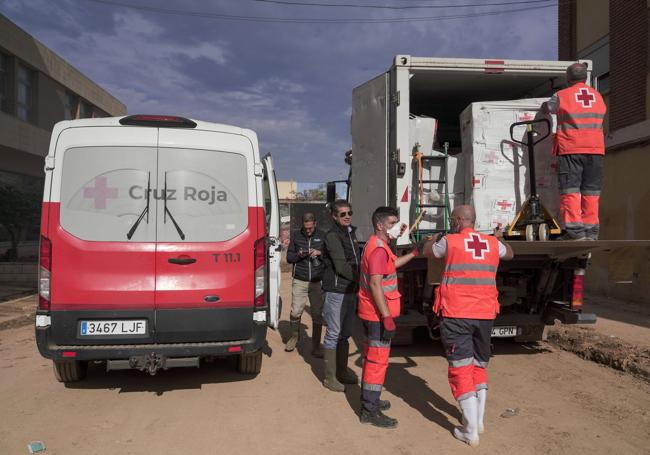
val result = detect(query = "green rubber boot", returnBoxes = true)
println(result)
[323,348,345,392]
[336,341,359,384]
[284,317,300,352]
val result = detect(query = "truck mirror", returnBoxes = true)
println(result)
[326,182,336,204]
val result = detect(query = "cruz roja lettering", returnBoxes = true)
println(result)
[129,185,227,205]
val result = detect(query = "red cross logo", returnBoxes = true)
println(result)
[464,233,490,260]
[496,200,513,211]
[472,176,482,188]
[575,88,595,108]
[519,112,534,121]
[83,176,118,209]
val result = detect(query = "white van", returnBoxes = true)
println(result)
[35,115,281,382]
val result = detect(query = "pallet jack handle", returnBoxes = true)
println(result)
[509,118,551,147]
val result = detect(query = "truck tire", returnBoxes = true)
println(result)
[237,350,263,375]
[53,360,88,383]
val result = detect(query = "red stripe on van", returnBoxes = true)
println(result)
[45,203,266,311]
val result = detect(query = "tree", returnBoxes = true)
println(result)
[0,185,41,261]
[293,184,326,201]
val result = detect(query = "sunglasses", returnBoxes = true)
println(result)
[337,211,353,217]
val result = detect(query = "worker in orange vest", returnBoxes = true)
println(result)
[357,206,418,428]
[424,205,513,447]
[542,62,607,240]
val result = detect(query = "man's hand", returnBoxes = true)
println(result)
[493,225,504,239]
[309,249,321,257]
[298,248,309,258]
[382,316,396,341]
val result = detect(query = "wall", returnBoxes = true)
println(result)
[576,0,609,51]
[587,142,650,303]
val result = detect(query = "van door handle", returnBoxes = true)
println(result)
[168,257,196,265]
[204,295,220,303]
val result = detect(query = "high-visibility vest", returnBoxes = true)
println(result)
[554,82,606,155]
[434,228,500,320]
[358,235,401,321]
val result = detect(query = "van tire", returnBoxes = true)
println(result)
[53,360,88,383]
[237,350,263,375]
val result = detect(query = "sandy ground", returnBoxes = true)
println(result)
[0,273,649,455]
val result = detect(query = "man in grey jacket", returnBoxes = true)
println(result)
[321,200,360,392]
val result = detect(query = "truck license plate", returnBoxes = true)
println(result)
[491,326,517,338]
[80,320,147,336]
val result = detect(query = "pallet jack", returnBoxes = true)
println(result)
[505,118,562,241]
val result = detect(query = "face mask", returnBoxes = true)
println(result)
[387,223,402,240]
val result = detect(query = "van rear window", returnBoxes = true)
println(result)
[59,147,248,242]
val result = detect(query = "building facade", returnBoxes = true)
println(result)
[0,14,126,261]
[559,0,650,303]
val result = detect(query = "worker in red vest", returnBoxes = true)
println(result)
[357,206,418,428]
[542,62,607,240]
[424,205,513,447]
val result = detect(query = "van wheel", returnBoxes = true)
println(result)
[237,350,263,375]
[53,360,88,383]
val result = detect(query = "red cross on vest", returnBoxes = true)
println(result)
[575,88,595,108]
[464,233,490,259]
[83,176,119,209]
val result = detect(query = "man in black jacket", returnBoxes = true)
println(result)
[321,200,360,392]
[285,212,326,357]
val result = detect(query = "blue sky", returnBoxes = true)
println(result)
[1,0,557,182]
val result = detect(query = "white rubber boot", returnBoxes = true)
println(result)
[477,389,487,434]
[454,396,480,447]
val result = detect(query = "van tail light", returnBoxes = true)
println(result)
[571,268,585,311]
[39,236,52,311]
[254,237,266,307]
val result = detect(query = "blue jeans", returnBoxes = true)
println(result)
[322,292,357,350]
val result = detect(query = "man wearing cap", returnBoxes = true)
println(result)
[542,62,607,240]
[285,212,326,357]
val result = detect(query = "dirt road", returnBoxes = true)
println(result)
[1,274,649,455]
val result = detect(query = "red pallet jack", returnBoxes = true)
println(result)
[505,118,562,241]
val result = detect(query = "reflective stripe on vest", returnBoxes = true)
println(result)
[554,82,606,155]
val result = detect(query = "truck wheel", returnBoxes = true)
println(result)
[237,350,263,375]
[53,360,88,383]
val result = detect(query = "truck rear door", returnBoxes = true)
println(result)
[154,129,256,343]
[262,154,281,329]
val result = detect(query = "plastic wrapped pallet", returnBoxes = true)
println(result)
[460,98,559,233]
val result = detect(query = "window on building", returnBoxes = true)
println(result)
[64,91,79,120]
[78,100,93,118]
[17,64,34,122]
[0,53,8,114]
[578,35,609,94]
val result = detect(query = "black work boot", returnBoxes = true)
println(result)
[360,409,398,429]
[284,317,300,352]
[378,399,391,411]
[336,341,359,384]
[311,323,324,358]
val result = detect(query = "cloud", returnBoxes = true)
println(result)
[2,0,557,182]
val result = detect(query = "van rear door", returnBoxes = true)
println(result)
[49,126,157,345]
[154,129,256,343]
[262,154,281,329]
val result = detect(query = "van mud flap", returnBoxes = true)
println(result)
[107,353,200,375]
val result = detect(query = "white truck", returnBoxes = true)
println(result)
[334,55,648,343]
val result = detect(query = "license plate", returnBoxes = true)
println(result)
[80,320,147,336]
[491,326,518,338]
